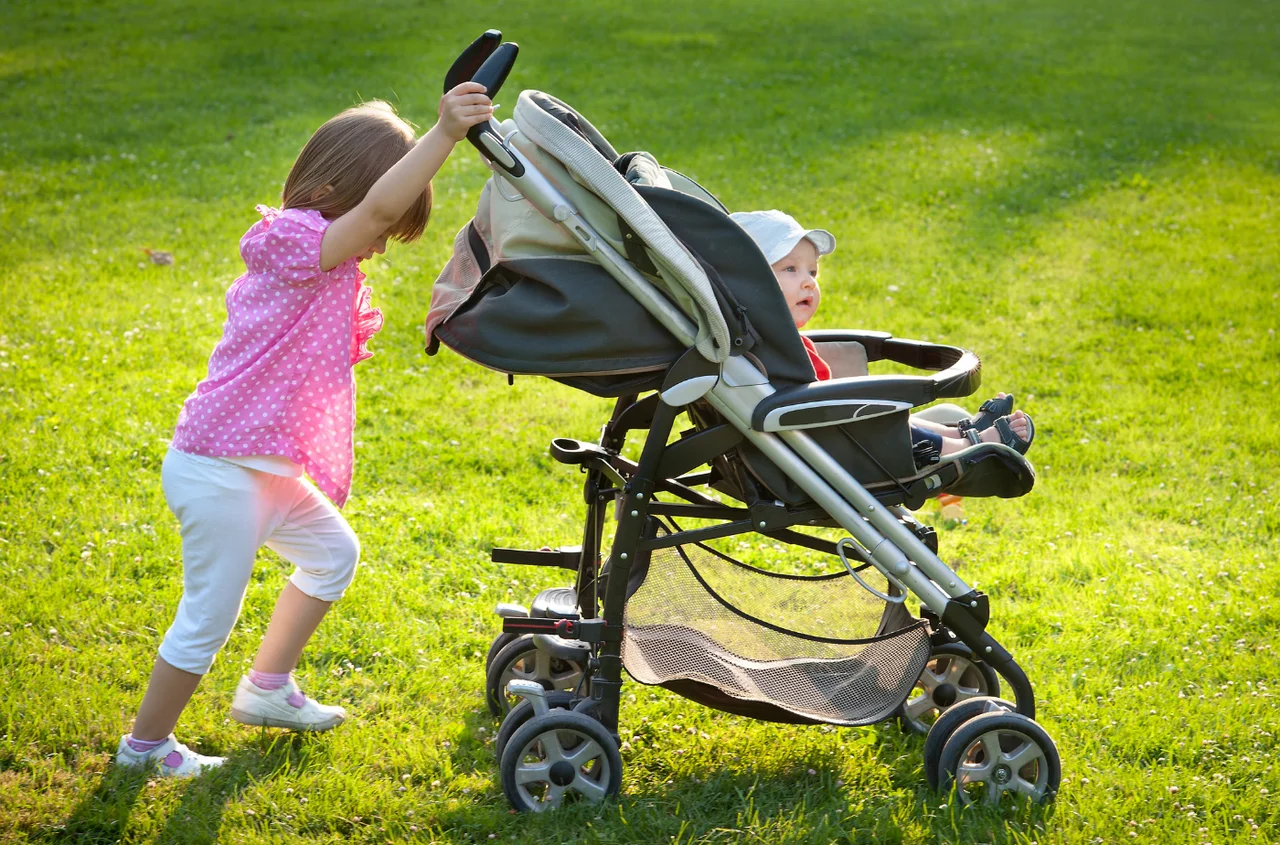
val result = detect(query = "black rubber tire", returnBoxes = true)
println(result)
[923,696,1016,789]
[500,710,623,813]
[484,634,586,717]
[937,710,1061,805]
[898,643,1003,736]
[484,631,520,673]
[495,691,576,760]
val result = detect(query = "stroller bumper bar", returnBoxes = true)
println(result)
[750,340,982,432]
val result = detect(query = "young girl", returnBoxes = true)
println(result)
[116,83,494,777]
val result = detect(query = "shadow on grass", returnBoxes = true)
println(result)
[427,702,1055,844]
[39,737,318,845]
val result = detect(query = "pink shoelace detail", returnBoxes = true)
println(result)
[162,750,185,768]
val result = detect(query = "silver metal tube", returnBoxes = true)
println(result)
[778,430,973,598]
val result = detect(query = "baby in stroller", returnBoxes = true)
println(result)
[730,209,1035,466]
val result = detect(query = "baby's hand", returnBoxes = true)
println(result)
[438,82,494,142]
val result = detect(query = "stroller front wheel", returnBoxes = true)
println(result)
[500,710,623,812]
[922,695,1017,790]
[485,634,587,717]
[937,710,1061,806]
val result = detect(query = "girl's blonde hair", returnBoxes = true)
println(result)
[282,101,430,242]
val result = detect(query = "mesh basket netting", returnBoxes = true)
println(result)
[621,539,933,726]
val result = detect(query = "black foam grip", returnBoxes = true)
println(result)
[444,30,501,94]
[471,41,519,100]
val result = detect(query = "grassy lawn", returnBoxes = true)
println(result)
[2,0,1279,842]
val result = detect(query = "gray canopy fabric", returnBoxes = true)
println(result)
[434,255,684,396]
[427,91,822,395]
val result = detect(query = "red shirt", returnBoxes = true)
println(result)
[801,336,831,381]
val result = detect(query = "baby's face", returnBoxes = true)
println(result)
[771,238,821,329]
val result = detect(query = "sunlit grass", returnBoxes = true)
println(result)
[2,0,1278,842]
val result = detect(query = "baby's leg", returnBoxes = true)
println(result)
[911,418,964,438]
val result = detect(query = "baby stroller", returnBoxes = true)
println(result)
[428,32,1060,812]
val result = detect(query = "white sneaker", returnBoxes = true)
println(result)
[230,675,347,731]
[115,734,224,778]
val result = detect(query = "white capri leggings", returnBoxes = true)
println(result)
[158,449,360,675]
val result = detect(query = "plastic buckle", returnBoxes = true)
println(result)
[554,618,613,643]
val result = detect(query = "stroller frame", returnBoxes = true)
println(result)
[442,31,1056,811]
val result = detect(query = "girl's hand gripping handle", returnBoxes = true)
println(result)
[438,82,495,141]
[461,42,522,175]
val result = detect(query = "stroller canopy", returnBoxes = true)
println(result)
[428,91,817,397]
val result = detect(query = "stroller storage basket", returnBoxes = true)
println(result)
[622,539,932,726]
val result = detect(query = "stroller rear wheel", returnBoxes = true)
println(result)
[899,643,1002,735]
[485,634,587,717]
[937,710,1061,805]
[500,710,623,812]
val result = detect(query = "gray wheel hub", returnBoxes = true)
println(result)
[513,728,612,811]
[902,653,992,730]
[549,760,577,786]
[955,728,1050,805]
[932,683,958,708]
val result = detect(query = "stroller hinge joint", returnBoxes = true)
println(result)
[939,592,991,642]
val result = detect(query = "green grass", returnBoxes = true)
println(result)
[2,0,1279,841]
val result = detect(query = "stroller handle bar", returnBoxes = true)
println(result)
[446,31,526,176]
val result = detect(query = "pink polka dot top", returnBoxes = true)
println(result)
[171,205,384,507]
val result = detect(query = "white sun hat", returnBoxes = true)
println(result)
[729,209,836,266]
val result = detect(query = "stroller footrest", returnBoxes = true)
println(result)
[491,546,581,570]
[503,616,570,635]
[503,615,615,643]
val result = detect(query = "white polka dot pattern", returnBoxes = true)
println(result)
[171,206,383,508]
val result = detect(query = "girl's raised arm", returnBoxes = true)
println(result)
[319,82,493,271]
